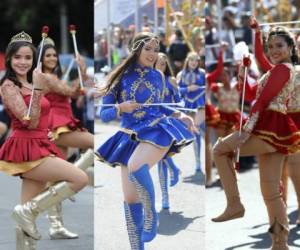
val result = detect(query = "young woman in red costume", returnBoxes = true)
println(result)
[207,48,242,138]
[211,24,300,249]
[205,47,224,186]
[38,38,94,239]
[0,31,88,249]
[250,16,300,227]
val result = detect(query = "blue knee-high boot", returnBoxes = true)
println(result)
[194,126,201,172]
[165,157,180,187]
[124,202,144,250]
[158,161,169,209]
[129,164,158,242]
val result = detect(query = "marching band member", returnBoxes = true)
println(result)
[0,31,88,249]
[97,32,196,249]
[251,16,300,228]
[154,52,181,210]
[212,25,300,250]
[38,37,94,240]
[177,52,205,174]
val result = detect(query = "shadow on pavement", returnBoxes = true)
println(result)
[157,210,202,236]
[288,225,300,248]
[182,172,205,186]
[288,209,298,225]
[224,220,300,250]
[224,231,271,250]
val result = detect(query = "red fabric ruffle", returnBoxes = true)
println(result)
[0,129,63,162]
[214,110,241,130]
[253,110,300,154]
[206,104,220,127]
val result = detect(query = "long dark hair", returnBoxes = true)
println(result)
[102,32,159,95]
[267,26,298,65]
[0,41,37,87]
[37,44,62,78]
[154,52,174,77]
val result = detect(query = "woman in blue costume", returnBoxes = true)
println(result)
[97,32,196,250]
[177,52,205,174]
[154,52,181,210]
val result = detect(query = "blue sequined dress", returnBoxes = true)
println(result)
[97,64,194,167]
[179,68,205,109]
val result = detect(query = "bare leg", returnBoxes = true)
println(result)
[52,132,94,239]
[121,166,139,204]
[128,142,169,171]
[0,121,7,137]
[57,146,68,160]
[21,179,46,204]
[22,157,88,192]
[13,157,88,240]
[205,127,213,185]
[127,142,169,242]
[54,131,94,150]
[215,128,227,138]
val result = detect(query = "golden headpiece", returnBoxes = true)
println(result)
[9,31,32,45]
[43,37,55,46]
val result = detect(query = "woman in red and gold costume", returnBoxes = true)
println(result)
[205,47,223,186]
[207,46,241,138]
[211,24,300,249]
[0,31,88,249]
[250,16,300,228]
[38,37,94,239]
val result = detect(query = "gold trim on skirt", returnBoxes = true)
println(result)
[51,126,72,140]
[0,156,52,176]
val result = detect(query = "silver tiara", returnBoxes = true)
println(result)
[131,37,160,51]
[9,31,32,45]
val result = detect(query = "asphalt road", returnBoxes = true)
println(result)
[94,120,205,250]
[0,172,93,250]
[206,164,300,250]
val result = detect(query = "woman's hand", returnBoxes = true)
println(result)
[188,84,200,92]
[237,131,251,147]
[249,16,260,32]
[118,101,140,114]
[178,113,199,134]
[220,41,229,52]
[32,67,48,89]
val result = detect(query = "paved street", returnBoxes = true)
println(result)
[206,165,300,250]
[94,120,205,250]
[0,172,93,250]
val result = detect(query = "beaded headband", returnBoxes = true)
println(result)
[9,31,32,45]
[131,37,160,52]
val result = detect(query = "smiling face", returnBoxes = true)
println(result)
[137,39,160,68]
[267,35,291,64]
[155,54,167,72]
[42,47,58,73]
[188,56,199,70]
[11,46,33,79]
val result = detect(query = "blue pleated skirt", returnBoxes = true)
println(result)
[96,116,194,168]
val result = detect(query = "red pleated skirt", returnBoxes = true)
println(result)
[0,129,63,163]
[214,110,241,130]
[253,110,300,154]
[206,104,220,127]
